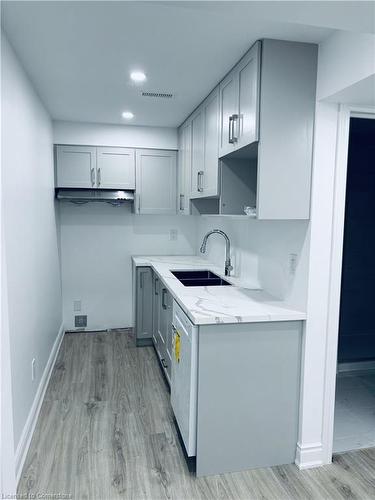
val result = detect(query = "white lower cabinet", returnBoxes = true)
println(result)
[135,267,153,344]
[141,269,173,384]
[135,149,177,215]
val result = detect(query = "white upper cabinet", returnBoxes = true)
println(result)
[237,46,260,149]
[177,122,192,215]
[219,72,237,158]
[135,149,177,215]
[56,145,97,188]
[96,147,135,189]
[219,42,260,157]
[256,40,317,219]
[179,39,317,220]
[190,108,205,198]
[190,86,220,199]
[203,88,220,197]
[56,145,135,190]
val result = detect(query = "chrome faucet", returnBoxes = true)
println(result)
[200,229,233,276]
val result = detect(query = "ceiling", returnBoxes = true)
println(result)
[2,1,374,128]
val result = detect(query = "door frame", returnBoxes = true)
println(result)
[322,104,375,462]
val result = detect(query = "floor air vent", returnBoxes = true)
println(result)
[141,91,173,99]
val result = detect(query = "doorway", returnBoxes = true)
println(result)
[333,116,375,453]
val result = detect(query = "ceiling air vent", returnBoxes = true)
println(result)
[141,91,173,99]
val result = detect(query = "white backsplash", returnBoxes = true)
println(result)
[197,216,310,311]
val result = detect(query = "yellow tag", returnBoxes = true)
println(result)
[175,331,181,363]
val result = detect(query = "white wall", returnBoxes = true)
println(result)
[60,203,198,330]
[1,168,16,496]
[317,31,375,101]
[297,29,375,469]
[197,217,310,311]
[1,33,62,451]
[53,120,178,150]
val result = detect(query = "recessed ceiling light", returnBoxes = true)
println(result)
[122,111,134,120]
[130,71,146,83]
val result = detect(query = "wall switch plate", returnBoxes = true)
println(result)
[75,315,87,328]
[289,253,298,276]
[170,229,178,241]
[31,358,36,381]
[73,300,82,312]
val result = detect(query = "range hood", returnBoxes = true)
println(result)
[56,189,134,204]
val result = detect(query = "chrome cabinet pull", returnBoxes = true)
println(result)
[154,277,159,295]
[198,171,204,192]
[97,167,101,186]
[140,271,144,289]
[179,194,185,211]
[90,167,95,186]
[228,115,233,143]
[232,114,238,143]
[162,289,167,309]
[137,194,141,213]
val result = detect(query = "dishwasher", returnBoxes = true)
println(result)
[171,300,198,457]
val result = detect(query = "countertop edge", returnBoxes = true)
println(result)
[132,256,307,325]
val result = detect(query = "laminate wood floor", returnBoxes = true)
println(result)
[18,330,375,500]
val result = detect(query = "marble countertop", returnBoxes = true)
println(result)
[132,255,306,326]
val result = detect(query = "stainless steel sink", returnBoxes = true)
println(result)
[171,270,232,287]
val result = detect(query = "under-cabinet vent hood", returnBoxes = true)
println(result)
[56,189,134,204]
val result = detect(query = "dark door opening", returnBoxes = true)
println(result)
[334,116,375,453]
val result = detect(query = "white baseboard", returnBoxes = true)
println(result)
[295,442,325,469]
[15,322,65,484]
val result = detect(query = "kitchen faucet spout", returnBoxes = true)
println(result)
[200,229,233,276]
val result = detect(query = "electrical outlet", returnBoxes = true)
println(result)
[73,300,81,312]
[170,229,178,241]
[289,253,298,276]
[31,358,36,381]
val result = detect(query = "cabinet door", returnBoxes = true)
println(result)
[218,71,237,158]
[236,42,260,149]
[157,287,172,382]
[135,267,153,341]
[135,149,177,214]
[56,145,96,188]
[190,109,205,198]
[203,88,219,197]
[96,147,135,189]
[177,122,192,214]
[165,291,173,381]
[157,287,168,369]
[152,274,160,351]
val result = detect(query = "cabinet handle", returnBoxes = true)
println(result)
[179,194,185,211]
[140,272,144,289]
[232,114,238,143]
[161,358,168,369]
[137,194,141,213]
[198,171,204,192]
[97,167,101,186]
[228,115,233,143]
[154,277,159,295]
[90,167,95,186]
[162,289,167,310]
